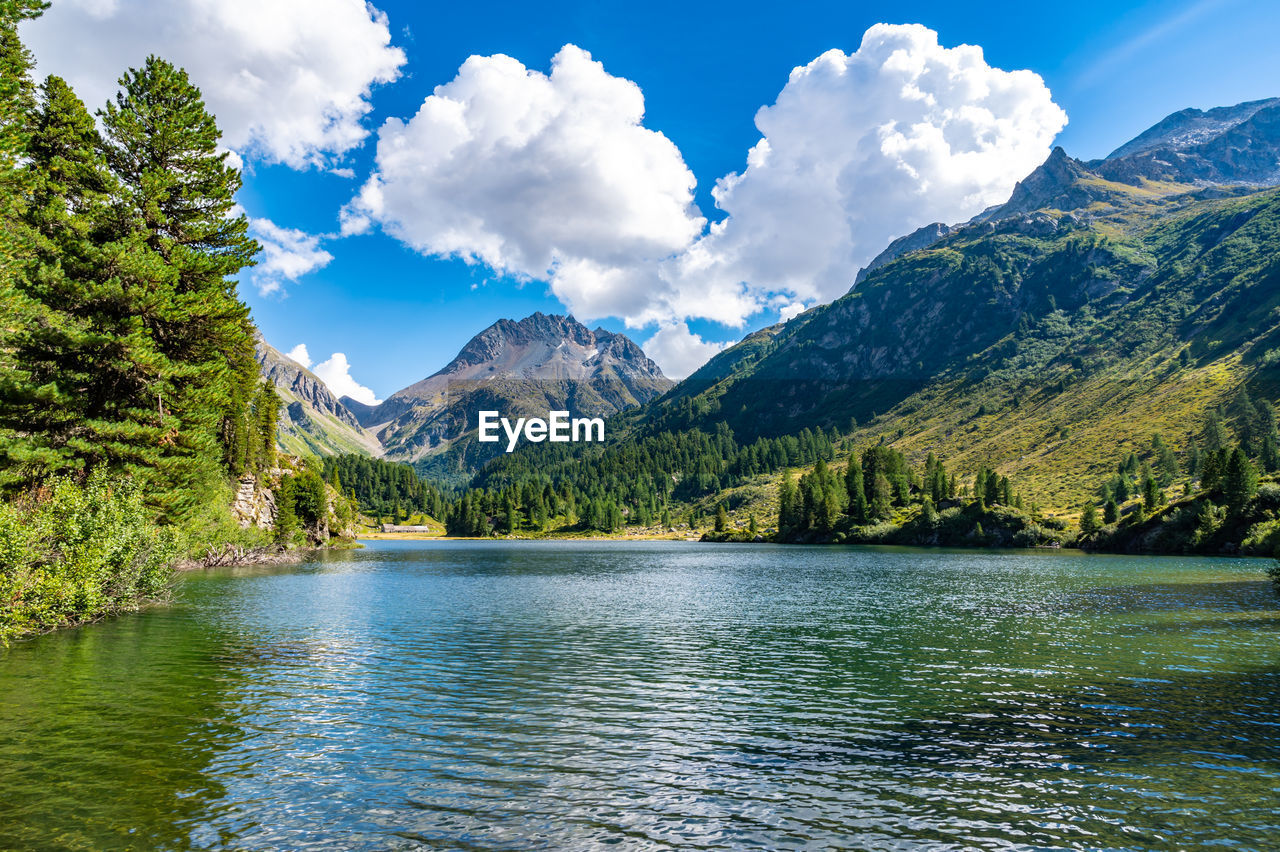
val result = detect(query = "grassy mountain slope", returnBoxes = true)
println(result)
[254,337,383,459]
[638,180,1280,514]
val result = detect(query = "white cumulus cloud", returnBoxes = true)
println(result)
[21,0,405,168]
[312,352,382,406]
[343,44,705,326]
[247,217,334,297]
[285,343,312,369]
[340,26,1065,379]
[670,23,1068,311]
[642,322,730,380]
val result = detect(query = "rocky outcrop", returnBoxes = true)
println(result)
[1106,98,1280,160]
[1091,98,1280,187]
[230,475,277,529]
[854,222,955,286]
[972,147,1117,224]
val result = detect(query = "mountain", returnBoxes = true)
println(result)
[972,146,1122,223]
[1105,98,1280,160]
[607,99,1280,513]
[254,336,383,458]
[352,313,671,482]
[1091,98,1280,186]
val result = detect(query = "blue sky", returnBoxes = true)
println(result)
[22,0,1280,401]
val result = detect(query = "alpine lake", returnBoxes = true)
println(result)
[2,541,1278,850]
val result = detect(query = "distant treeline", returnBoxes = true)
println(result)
[322,454,447,522]
[447,423,841,535]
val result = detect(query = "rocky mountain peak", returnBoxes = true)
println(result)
[1092,97,1280,186]
[350,314,671,473]
[1105,97,1280,160]
[972,147,1107,224]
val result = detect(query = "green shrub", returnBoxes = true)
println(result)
[0,474,179,641]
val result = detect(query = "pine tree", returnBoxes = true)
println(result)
[778,470,798,532]
[1230,388,1259,453]
[0,74,122,487]
[920,495,938,525]
[1262,430,1280,474]
[1080,503,1099,534]
[870,473,893,520]
[1186,442,1202,478]
[1203,410,1228,453]
[97,56,260,519]
[1103,498,1119,525]
[845,461,867,523]
[1156,442,1180,486]
[0,2,44,274]
[1201,448,1227,492]
[1141,475,1161,512]
[715,503,728,533]
[1223,448,1259,515]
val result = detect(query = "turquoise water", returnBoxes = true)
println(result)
[1,541,1278,850]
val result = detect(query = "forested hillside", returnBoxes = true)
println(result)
[637,175,1280,514]
[423,112,1280,547]
[0,3,342,639]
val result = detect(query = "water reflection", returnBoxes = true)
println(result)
[0,613,254,850]
[0,543,1277,850]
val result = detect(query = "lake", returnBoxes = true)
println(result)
[1,541,1278,850]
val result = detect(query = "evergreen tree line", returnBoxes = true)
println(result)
[0,3,268,522]
[446,422,840,535]
[321,454,447,522]
[778,447,1023,540]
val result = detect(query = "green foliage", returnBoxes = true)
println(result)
[322,454,446,520]
[1142,474,1162,512]
[1080,502,1099,534]
[278,468,327,543]
[442,421,835,537]
[0,47,262,521]
[0,473,178,641]
[1223,448,1259,514]
[0,14,289,637]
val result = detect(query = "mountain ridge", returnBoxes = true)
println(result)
[555,96,1280,515]
[253,336,383,458]
[347,313,671,482]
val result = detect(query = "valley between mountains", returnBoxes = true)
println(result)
[262,96,1280,552]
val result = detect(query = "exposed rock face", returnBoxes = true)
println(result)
[973,147,1118,223]
[256,335,363,429]
[254,335,383,457]
[230,475,277,529]
[1091,99,1280,186]
[855,222,954,286]
[1106,98,1280,159]
[351,313,671,477]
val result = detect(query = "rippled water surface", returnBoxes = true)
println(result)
[2,541,1279,850]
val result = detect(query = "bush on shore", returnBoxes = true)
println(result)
[0,474,179,641]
